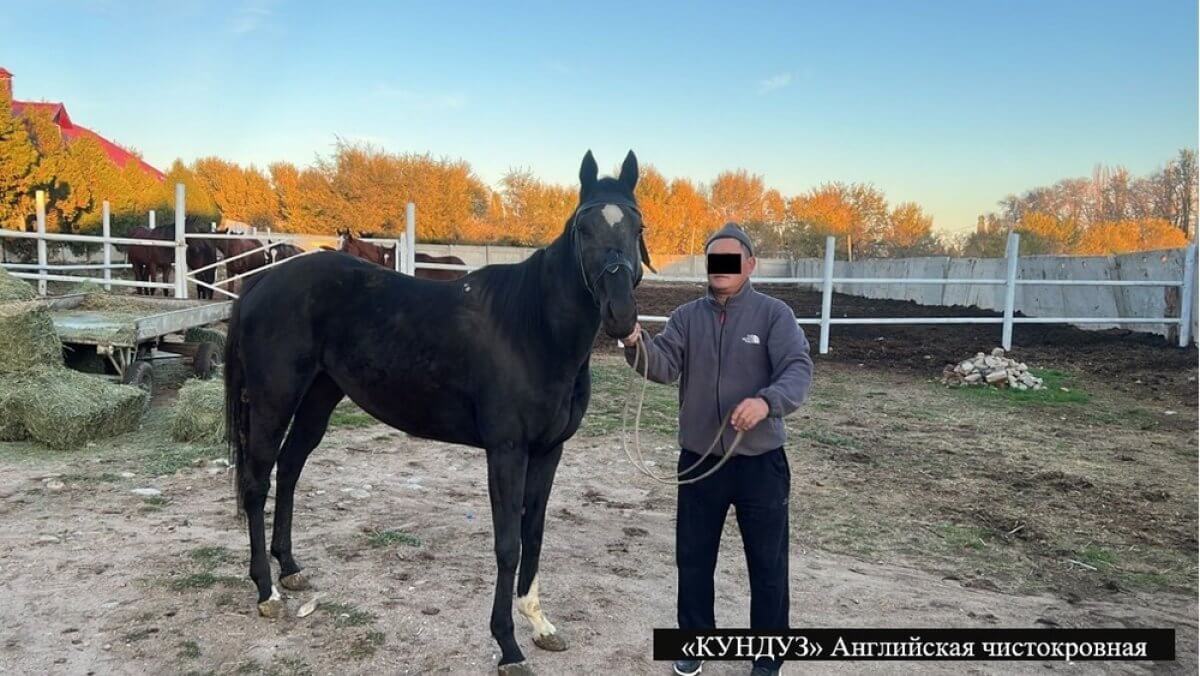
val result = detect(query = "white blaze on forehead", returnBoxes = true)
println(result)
[516,576,557,638]
[600,203,624,227]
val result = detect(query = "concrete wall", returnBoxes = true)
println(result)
[789,248,1196,342]
[414,243,538,266]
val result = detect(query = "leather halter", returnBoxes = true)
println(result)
[570,199,641,306]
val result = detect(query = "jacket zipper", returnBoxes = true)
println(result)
[715,308,726,455]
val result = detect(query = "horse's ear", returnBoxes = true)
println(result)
[638,233,657,273]
[579,150,598,197]
[619,150,638,193]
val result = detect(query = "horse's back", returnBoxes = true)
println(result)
[235,250,486,445]
[238,251,458,346]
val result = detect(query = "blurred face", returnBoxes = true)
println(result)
[706,237,755,296]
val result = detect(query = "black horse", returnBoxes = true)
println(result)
[225,151,652,675]
[187,238,218,299]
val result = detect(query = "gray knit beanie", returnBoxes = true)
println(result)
[704,222,754,257]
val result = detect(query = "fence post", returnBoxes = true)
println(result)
[149,209,155,230]
[174,183,187,299]
[102,200,112,291]
[35,190,47,295]
[1179,242,1197,347]
[818,235,835,355]
[1001,231,1020,350]
[405,202,416,276]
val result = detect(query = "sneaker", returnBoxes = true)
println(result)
[673,659,702,675]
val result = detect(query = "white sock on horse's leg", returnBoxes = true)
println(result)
[515,575,557,639]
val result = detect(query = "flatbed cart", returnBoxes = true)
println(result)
[45,294,232,402]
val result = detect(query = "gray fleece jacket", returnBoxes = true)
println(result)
[624,282,813,456]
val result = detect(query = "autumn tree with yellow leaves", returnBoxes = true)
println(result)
[0,100,1194,260]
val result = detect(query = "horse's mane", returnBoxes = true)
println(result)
[474,245,555,349]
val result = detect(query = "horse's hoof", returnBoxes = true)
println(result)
[257,597,286,618]
[497,662,535,676]
[532,632,568,652]
[280,572,310,591]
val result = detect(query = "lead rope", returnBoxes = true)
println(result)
[621,336,743,485]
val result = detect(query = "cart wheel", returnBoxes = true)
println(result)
[123,360,155,408]
[193,343,219,380]
[184,327,226,353]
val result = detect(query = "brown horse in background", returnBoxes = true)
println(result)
[269,243,305,264]
[213,230,268,293]
[337,229,393,268]
[128,226,175,295]
[127,218,221,298]
[414,252,468,281]
[338,229,467,280]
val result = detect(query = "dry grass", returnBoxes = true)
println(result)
[0,299,63,374]
[170,378,225,445]
[0,367,147,449]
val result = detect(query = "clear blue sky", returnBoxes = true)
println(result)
[2,1,1196,233]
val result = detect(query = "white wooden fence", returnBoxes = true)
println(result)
[1,184,1195,354]
[0,185,415,300]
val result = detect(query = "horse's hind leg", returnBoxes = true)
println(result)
[241,413,291,618]
[271,373,343,591]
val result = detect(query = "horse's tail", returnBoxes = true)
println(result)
[225,292,250,516]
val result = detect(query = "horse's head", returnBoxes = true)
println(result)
[338,229,393,267]
[571,150,655,339]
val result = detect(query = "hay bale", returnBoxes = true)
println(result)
[0,271,147,448]
[0,267,63,374]
[75,293,179,313]
[0,268,36,301]
[170,377,225,445]
[0,367,146,449]
[0,385,30,441]
[0,298,63,374]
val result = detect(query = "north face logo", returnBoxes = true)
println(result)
[742,334,761,345]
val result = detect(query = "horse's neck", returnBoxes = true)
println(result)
[535,234,600,356]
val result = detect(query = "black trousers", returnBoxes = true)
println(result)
[676,447,791,669]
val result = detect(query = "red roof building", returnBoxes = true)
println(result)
[1,68,165,181]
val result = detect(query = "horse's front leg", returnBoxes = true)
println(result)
[516,443,567,652]
[486,443,532,675]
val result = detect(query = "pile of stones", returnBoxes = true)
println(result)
[941,347,1045,391]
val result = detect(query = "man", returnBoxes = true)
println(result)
[622,223,813,676]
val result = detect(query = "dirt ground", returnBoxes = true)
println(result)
[0,282,1197,675]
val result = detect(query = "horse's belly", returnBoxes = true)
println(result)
[348,384,482,448]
